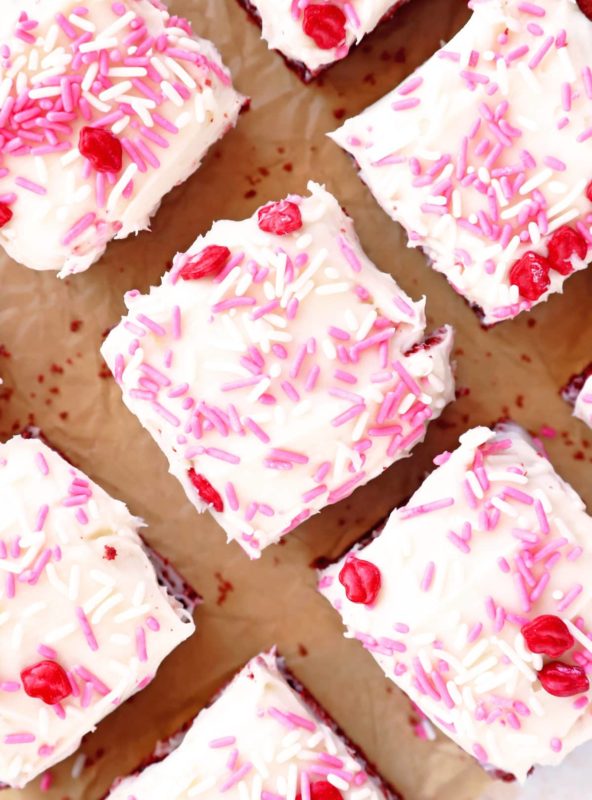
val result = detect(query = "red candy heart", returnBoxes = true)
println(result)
[508,251,551,301]
[296,780,343,800]
[188,469,224,512]
[79,126,123,173]
[21,661,72,706]
[0,203,13,228]
[257,201,303,236]
[338,558,381,605]
[302,4,347,50]
[179,245,231,280]
[538,661,590,698]
[521,615,574,658]
[546,226,588,275]
[576,0,592,21]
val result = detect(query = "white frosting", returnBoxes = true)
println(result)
[0,436,194,788]
[101,182,455,557]
[331,0,592,324]
[245,0,404,77]
[106,650,391,799]
[574,375,592,431]
[320,424,592,781]
[0,0,244,276]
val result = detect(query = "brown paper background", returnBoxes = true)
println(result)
[0,0,591,797]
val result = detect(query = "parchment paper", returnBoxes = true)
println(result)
[0,0,591,797]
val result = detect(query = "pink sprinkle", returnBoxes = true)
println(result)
[35,453,49,475]
[40,772,53,792]
[467,623,483,643]
[219,763,252,791]
[135,626,148,662]
[5,733,35,744]
[398,75,423,96]
[225,482,239,511]
[518,1,545,15]
[61,212,96,246]
[392,97,421,111]
[400,497,454,518]
[472,743,488,763]
[302,485,327,503]
[209,736,236,748]
[550,737,562,753]
[420,561,435,591]
[145,615,160,632]
[15,177,47,195]
[75,606,98,651]
[557,584,583,612]
[0,681,21,692]
[34,504,49,533]
[75,666,109,695]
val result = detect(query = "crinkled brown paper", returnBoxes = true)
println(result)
[1,0,591,797]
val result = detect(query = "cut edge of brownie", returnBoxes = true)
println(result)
[235,0,409,83]
[103,649,404,799]
[18,426,200,617]
[561,362,592,407]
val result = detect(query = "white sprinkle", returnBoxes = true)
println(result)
[28,86,62,99]
[43,24,60,53]
[454,655,499,686]
[68,565,80,601]
[107,163,139,212]
[81,61,99,92]
[492,637,536,682]
[45,623,77,644]
[519,168,554,196]
[71,754,86,779]
[161,80,184,106]
[108,67,148,78]
[164,56,196,89]
[114,603,152,623]
[79,37,119,54]
[175,111,191,129]
[69,13,96,32]
[99,80,133,102]
[82,90,111,112]
[490,496,519,518]
[101,10,136,38]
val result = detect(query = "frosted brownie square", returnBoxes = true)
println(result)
[319,423,592,780]
[106,649,400,799]
[101,182,455,558]
[237,0,408,82]
[0,435,195,788]
[562,363,592,430]
[0,0,245,275]
[331,0,592,324]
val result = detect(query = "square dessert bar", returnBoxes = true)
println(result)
[237,0,408,82]
[562,363,592,431]
[106,649,400,799]
[101,182,455,558]
[0,0,245,276]
[319,423,592,780]
[331,0,592,324]
[0,435,195,789]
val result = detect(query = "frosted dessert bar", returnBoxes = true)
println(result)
[237,0,408,82]
[106,649,400,799]
[331,0,592,324]
[0,435,195,789]
[0,0,245,276]
[320,423,592,780]
[562,363,592,430]
[101,182,455,558]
